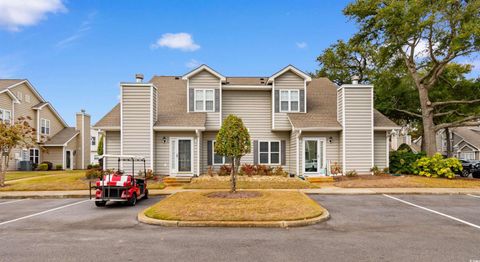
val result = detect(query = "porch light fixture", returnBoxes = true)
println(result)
[328,136,333,143]
[162,136,168,143]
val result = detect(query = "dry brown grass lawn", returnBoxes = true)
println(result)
[144,191,323,221]
[0,171,88,191]
[334,175,480,188]
[184,175,316,189]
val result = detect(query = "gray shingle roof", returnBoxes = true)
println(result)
[94,103,120,128]
[44,127,79,146]
[453,127,480,149]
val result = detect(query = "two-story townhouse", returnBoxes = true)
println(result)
[94,65,399,177]
[0,79,91,170]
[436,127,480,160]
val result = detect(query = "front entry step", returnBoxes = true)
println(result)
[163,177,192,186]
[307,177,335,183]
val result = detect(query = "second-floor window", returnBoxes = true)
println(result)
[0,109,12,124]
[41,119,50,135]
[280,90,299,112]
[194,89,214,112]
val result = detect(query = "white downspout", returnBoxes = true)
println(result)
[196,129,201,176]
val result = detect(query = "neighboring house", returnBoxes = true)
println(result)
[0,79,91,170]
[437,127,480,160]
[90,128,101,165]
[94,65,399,177]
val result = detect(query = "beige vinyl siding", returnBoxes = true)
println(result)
[337,88,343,124]
[222,90,290,168]
[40,106,64,138]
[289,130,298,174]
[343,87,373,174]
[152,87,157,123]
[274,71,304,130]
[154,131,198,176]
[75,113,91,169]
[105,131,120,170]
[10,83,41,128]
[190,70,221,130]
[374,131,388,169]
[121,85,152,172]
[0,93,12,112]
[298,131,340,175]
[43,147,63,167]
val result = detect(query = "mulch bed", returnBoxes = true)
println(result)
[205,191,262,199]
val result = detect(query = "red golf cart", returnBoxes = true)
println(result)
[91,155,149,207]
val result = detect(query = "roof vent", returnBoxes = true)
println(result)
[175,77,180,80]
[352,75,360,85]
[135,73,144,83]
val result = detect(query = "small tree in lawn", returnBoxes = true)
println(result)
[97,134,104,167]
[215,115,251,193]
[0,117,37,187]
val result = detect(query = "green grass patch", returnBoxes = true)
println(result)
[184,176,317,189]
[144,191,324,221]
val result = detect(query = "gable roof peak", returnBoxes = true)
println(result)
[182,64,226,82]
[268,65,312,84]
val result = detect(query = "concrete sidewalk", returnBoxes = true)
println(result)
[1,187,480,199]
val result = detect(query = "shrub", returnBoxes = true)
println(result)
[85,169,103,180]
[330,161,342,175]
[389,149,426,174]
[346,170,357,177]
[240,164,256,177]
[55,164,63,170]
[256,165,272,176]
[92,164,100,169]
[206,166,215,177]
[37,163,48,171]
[87,164,93,170]
[40,161,53,171]
[413,153,462,179]
[383,167,390,174]
[370,166,382,176]
[272,166,288,177]
[218,165,232,176]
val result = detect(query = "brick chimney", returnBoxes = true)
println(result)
[76,110,91,169]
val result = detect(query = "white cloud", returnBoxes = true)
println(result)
[185,59,201,69]
[56,10,96,48]
[296,42,307,49]
[0,0,67,31]
[151,33,200,52]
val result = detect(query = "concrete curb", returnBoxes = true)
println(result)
[137,206,330,228]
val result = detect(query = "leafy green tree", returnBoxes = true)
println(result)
[318,0,480,156]
[215,115,251,192]
[0,117,37,187]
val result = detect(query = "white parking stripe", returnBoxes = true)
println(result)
[0,199,89,226]
[383,194,480,230]
[0,199,27,206]
[467,194,480,199]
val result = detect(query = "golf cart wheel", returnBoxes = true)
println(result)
[128,193,137,206]
[143,189,149,200]
[95,201,106,207]
[461,170,471,178]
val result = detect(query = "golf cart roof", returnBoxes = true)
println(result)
[100,155,146,161]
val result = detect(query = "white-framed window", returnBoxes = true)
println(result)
[91,136,96,146]
[29,148,39,165]
[25,94,31,103]
[0,108,12,124]
[460,152,475,160]
[279,90,300,112]
[41,118,50,135]
[194,89,215,112]
[259,141,280,165]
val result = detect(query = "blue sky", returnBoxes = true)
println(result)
[2,1,476,126]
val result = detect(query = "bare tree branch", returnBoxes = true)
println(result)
[434,115,480,131]
[433,110,467,118]
[395,108,422,118]
[432,99,480,107]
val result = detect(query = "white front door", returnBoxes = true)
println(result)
[303,137,326,176]
[170,137,194,176]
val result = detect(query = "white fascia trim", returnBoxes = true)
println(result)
[119,82,154,87]
[32,102,49,110]
[150,85,154,171]
[292,127,343,132]
[341,87,346,174]
[340,84,374,89]
[153,126,206,131]
[304,79,307,113]
[219,80,222,127]
[94,126,120,131]
[267,65,312,84]
[0,89,20,103]
[374,126,402,131]
[182,64,226,82]
[459,143,479,151]
[222,85,272,90]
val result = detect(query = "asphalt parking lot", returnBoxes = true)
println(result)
[0,194,479,262]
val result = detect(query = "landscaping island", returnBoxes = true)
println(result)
[139,191,329,227]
